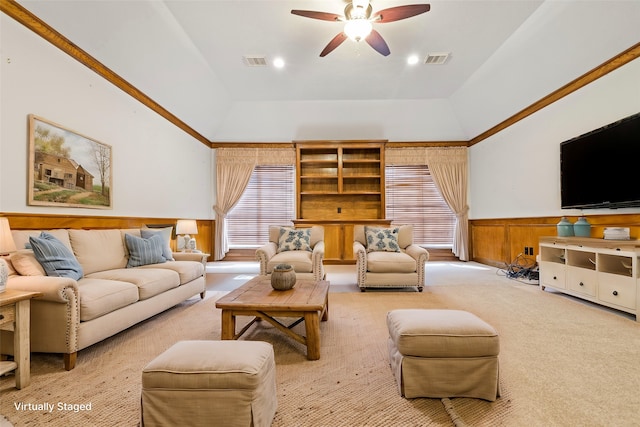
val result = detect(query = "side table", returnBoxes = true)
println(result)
[0,289,42,389]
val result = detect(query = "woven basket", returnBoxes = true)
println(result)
[271,264,296,290]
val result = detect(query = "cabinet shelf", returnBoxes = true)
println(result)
[296,141,386,263]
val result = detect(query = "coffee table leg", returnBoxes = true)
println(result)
[304,312,321,360]
[221,310,235,340]
[321,298,329,321]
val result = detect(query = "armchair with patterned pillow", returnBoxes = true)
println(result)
[353,224,429,292]
[256,226,325,281]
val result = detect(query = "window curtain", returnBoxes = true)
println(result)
[213,147,295,260]
[425,147,469,261]
[386,146,469,261]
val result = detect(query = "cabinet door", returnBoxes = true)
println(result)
[540,262,566,289]
[322,224,343,261]
[598,274,636,310]
[566,266,597,297]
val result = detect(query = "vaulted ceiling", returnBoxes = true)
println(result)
[11,0,640,143]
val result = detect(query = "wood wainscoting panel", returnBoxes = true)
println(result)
[471,224,506,267]
[0,213,215,261]
[470,214,640,267]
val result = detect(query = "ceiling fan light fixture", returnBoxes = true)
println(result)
[344,19,372,42]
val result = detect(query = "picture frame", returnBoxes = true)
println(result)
[28,115,113,209]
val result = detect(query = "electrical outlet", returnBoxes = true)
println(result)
[524,247,529,255]
[528,246,534,255]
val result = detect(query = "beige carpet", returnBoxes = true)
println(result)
[1,262,640,426]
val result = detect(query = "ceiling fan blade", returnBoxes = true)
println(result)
[320,32,348,57]
[365,30,390,56]
[373,4,430,23]
[291,10,343,22]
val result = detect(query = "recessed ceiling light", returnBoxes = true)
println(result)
[407,55,419,65]
[273,57,285,69]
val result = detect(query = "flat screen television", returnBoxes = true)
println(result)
[560,111,640,209]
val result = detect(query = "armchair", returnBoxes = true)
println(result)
[353,225,429,292]
[256,226,325,281]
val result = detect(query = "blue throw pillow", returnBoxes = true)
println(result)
[125,233,167,268]
[29,232,84,280]
[141,228,174,261]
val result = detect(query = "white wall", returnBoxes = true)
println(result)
[0,16,214,219]
[213,98,466,142]
[469,57,640,220]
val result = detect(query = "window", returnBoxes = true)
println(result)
[227,165,295,248]
[385,165,455,247]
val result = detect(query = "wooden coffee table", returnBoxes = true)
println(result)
[215,276,329,360]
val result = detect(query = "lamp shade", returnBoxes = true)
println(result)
[176,219,198,235]
[0,217,17,254]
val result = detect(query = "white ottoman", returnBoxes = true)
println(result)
[141,340,277,427]
[387,309,500,401]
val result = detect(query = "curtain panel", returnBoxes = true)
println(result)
[386,147,470,261]
[213,148,295,260]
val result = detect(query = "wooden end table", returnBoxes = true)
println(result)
[215,276,329,360]
[0,289,42,389]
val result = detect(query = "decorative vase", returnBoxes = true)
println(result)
[573,217,591,237]
[556,217,574,237]
[0,258,8,293]
[270,264,296,291]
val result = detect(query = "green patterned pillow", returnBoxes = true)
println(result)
[277,227,312,253]
[365,226,401,253]
[125,233,167,267]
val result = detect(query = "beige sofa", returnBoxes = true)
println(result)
[353,225,429,292]
[2,228,206,370]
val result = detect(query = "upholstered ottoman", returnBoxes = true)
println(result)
[387,309,500,401]
[141,340,277,427]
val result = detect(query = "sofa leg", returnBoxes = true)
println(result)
[200,291,206,299]
[64,352,77,371]
[418,286,424,292]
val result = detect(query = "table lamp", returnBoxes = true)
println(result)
[175,219,198,252]
[0,217,17,293]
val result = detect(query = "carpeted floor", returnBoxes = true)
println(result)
[1,262,639,426]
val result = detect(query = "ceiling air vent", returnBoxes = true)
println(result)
[243,55,267,67]
[424,52,450,65]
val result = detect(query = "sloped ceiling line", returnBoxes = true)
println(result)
[2,0,638,149]
[0,0,212,148]
[469,41,640,146]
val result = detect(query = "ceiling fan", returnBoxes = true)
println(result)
[291,0,430,57]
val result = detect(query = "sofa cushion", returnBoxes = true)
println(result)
[86,268,180,300]
[141,227,174,261]
[138,261,204,285]
[12,229,72,251]
[366,251,416,273]
[125,233,167,267]
[10,250,46,276]
[77,278,139,321]
[30,232,84,280]
[277,227,312,253]
[267,251,312,274]
[69,229,128,274]
[365,226,401,253]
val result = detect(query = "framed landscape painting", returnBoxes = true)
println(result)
[28,115,113,209]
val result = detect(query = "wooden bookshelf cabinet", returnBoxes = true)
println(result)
[295,141,388,263]
[539,236,640,321]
